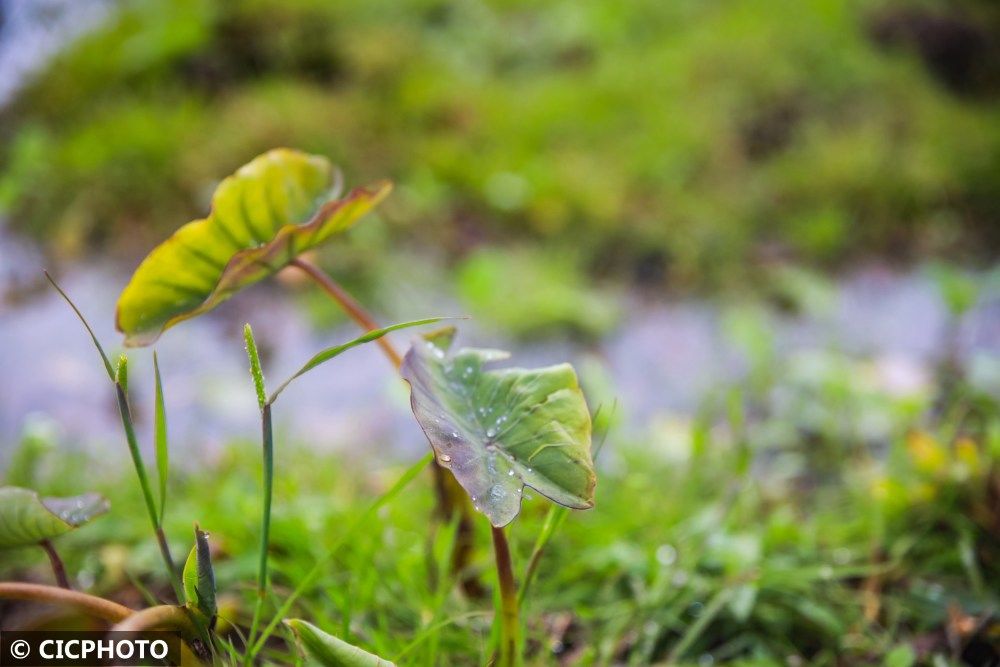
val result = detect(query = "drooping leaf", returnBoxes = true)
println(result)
[44,271,115,381]
[0,487,109,549]
[182,525,216,621]
[153,351,169,524]
[116,149,392,346]
[400,327,595,527]
[285,619,396,667]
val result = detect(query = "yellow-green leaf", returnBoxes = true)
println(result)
[0,487,109,549]
[116,149,392,346]
[285,619,395,667]
[400,327,596,527]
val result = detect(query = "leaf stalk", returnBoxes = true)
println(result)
[491,525,521,667]
[39,540,71,589]
[290,257,480,595]
[0,582,132,621]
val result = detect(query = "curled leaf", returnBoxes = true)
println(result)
[116,149,392,346]
[285,619,395,667]
[182,525,217,621]
[401,327,595,527]
[0,487,109,549]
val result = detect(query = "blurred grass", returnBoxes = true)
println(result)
[1,355,996,665]
[1,0,999,293]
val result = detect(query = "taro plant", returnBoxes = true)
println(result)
[0,271,438,663]
[400,327,597,666]
[114,148,475,586]
[1,149,598,666]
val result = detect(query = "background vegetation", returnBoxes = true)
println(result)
[3,0,1000,290]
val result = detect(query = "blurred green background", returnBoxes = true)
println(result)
[2,0,999,295]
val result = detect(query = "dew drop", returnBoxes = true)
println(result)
[656,544,677,566]
[439,454,452,463]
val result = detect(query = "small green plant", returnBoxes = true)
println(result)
[240,317,443,659]
[1,150,598,666]
[114,149,476,585]
[46,273,183,600]
[400,327,597,665]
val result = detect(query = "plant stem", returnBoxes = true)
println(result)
[115,382,183,603]
[290,257,402,367]
[290,256,480,595]
[247,402,274,652]
[39,540,71,589]
[0,582,132,622]
[491,525,520,667]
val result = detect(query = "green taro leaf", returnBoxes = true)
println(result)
[285,619,396,667]
[116,149,392,346]
[400,327,595,527]
[182,525,216,620]
[0,487,109,549]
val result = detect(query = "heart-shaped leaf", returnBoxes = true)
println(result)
[285,619,396,667]
[182,525,216,621]
[0,487,109,549]
[116,149,392,346]
[401,327,595,527]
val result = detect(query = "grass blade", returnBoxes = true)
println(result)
[518,505,569,607]
[243,323,272,651]
[114,356,182,601]
[44,271,115,382]
[153,352,169,525]
[268,317,449,403]
[247,452,434,660]
[47,273,181,601]
[247,403,275,651]
[667,587,733,663]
